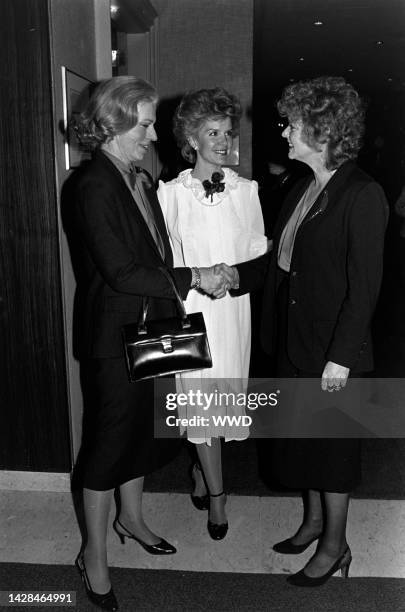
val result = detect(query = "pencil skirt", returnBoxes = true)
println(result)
[80,357,180,491]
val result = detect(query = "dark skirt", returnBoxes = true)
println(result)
[80,358,180,491]
[269,269,361,493]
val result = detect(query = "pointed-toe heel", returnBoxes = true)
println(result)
[207,492,228,541]
[287,547,352,587]
[273,534,319,554]
[75,554,118,611]
[190,463,209,511]
[113,519,176,555]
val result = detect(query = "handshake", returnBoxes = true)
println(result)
[198,263,239,299]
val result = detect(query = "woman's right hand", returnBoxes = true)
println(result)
[321,361,350,392]
[214,263,239,292]
[199,266,228,297]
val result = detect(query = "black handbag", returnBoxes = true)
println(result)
[122,267,212,382]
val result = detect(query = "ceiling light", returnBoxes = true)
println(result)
[387,77,393,82]
[299,57,305,62]
[375,40,384,46]
[313,20,323,26]
[110,5,119,14]
[347,68,353,72]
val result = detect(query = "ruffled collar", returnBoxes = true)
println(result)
[174,167,239,205]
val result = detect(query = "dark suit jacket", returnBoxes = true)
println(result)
[74,150,191,358]
[236,161,389,372]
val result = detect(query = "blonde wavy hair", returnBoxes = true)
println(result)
[73,76,157,149]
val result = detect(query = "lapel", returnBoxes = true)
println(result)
[274,161,357,248]
[299,160,357,231]
[272,177,310,249]
[141,176,174,266]
[95,151,168,263]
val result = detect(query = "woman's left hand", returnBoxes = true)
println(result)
[321,361,350,392]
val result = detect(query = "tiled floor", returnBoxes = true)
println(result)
[1,478,404,578]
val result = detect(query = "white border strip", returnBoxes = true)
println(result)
[0,471,71,492]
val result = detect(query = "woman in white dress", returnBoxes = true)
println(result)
[158,88,268,539]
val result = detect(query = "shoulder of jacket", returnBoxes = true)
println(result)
[78,165,119,189]
[343,164,377,189]
[76,159,126,201]
[81,154,118,178]
[341,166,388,218]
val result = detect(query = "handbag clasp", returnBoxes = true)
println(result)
[161,337,174,353]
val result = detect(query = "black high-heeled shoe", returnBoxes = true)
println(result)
[207,492,228,540]
[273,533,320,554]
[75,554,118,611]
[113,518,176,555]
[287,547,352,587]
[190,463,209,511]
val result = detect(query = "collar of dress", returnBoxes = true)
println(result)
[174,168,239,206]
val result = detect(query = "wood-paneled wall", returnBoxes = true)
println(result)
[0,0,71,471]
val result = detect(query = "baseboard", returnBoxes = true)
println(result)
[0,471,71,492]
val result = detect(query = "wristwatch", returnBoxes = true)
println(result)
[190,267,201,290]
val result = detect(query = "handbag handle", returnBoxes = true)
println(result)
[138,266,191,334]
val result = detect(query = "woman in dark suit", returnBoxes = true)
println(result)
[72,76,225,610]
[220,76,388,586]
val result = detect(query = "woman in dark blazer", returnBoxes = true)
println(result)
[220,76,388,587]
[72,76,225,610]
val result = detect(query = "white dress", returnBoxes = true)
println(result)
[158,168,267,443]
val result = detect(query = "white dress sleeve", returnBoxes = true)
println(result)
[157,180,173,249]
[157,180,185,266]
[157,180,169,224]
[247,180,268,258]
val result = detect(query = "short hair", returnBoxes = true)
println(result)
[73,76,157,149]
[173,88,242,163]
[277,76,365,170]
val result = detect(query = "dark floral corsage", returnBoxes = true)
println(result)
[202,172,225,202]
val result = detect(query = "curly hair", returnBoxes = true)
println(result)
[72,76,157,150]
[277,76,365,170]
[173,88,242,163]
